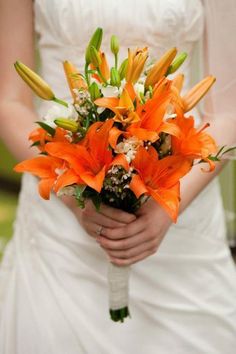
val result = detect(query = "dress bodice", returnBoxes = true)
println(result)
[34,0,204,100]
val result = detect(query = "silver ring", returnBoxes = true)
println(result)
[96,225,103,235]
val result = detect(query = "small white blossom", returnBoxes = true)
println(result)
[134,82,145,96]
[73,89,90,102]
[55,168,67,176]
[43,103,78,127]
[57,186,76,197]
[101,85,120,98]
[115,136,143,163]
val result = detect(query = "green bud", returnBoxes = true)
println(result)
[166,52,188,75]
[118,58,128,80]
[110,35,119,55]
[89,82,101,101]
[89,46,102,68]
[54,118,79,133]
[85,27,103,64]
[110,67,121,87]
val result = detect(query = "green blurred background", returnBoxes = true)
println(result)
[0,140,236,259]
[0,142,20,259]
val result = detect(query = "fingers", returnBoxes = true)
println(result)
[105,238,159,260]
[98,230,150,250]
[101,216,146,240]
[99,203,136,224]
[110,248,157,266]
[83,210,127,229]
[74,201,129,238]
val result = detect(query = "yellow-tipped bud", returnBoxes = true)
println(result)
[110,67,121,87]
[54,118,79,133]
[14,61,55,100]
[85,27,103,64]
[90,46,102,68]
[182,75,216,112]
[126,47,148,84]
[100,52,110,81]
[172,73,185,93]
[118,58,128,80]
[145,47,177,88]
[63,61,87,101]
[166,52,187,76]
[110,35,119,55]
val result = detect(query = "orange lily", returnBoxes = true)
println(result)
[90,51,110,83]
[63,61,87,101]
[169,75,216,114]
[14,155,80,199]
[29,127,69,152]
[127,78,181,142]
[95,87,140,125]
[45,119,129,192]
[129,146,192,222]
[126,47,148,84]
[171,116,217,171]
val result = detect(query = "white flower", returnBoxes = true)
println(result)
[101,85,120,98]
[134,82,145,96]
[43,103,78,127]
[57,185,76,197]
[115,136,143,163]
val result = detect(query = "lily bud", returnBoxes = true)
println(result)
[182,75,216,112]
[63,61,87,101]
[100,52,110,81]
[166,52,188,76]
[89,82,101,101]
[110,35,119,55]
[172,73,185,93]
[90,46,102,68]
[145,47,177,88]
[85,27,103,64]
[118,58,128,80]
[14,61,55,100]
[54,118,79,133]
[110,67,121,87]
[126,47,148,84]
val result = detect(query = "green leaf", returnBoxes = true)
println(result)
[30,141,41,147]
[221,146,236,156]
[208,156,220,161]
[36,121,55,136]
[215,145,227,158]
[91,194,102,211]
[75,185,86,208]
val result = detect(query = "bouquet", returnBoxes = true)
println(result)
[14,28,230,322]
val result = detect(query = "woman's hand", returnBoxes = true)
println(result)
[61,196,136,239]
[97,198,172,266]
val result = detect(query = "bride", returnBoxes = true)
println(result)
[0,0,236,353]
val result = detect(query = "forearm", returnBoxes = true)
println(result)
[180,116,236,213]
[0,101,38,161]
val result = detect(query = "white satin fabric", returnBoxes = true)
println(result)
[1,1,236,353]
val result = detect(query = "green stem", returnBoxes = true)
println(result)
[85,63,90,86]
[110,307,130,323]
[115,54,118,70]
[53,97,68,107]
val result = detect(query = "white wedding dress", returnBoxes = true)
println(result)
[1,0,236,353]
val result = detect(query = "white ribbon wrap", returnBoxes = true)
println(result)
[108,263,130,310]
